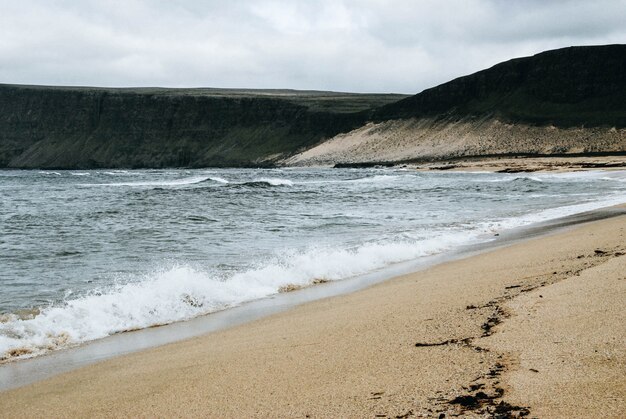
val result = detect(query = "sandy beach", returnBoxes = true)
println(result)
[412,155,626,173]
[413,155,626,173]
[1,209,625,418]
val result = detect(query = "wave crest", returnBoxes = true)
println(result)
[0,232,472,361]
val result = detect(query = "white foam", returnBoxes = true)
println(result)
[209,177,229,184]
[103,170,131,176]
[481,193,626,233]
[85,175,212,187]
[481,175,543,183]
[2,168,625,362]
[2,188,624,362]
[252,178,293,186]
[538,170,626,181]
[485,170,626,183]
[349,174,401,183]
[0,230,477,361]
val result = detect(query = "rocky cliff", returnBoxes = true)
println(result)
[286,45,626,167]
[0,86,405,168]
[374,44,626,127]
[3,45,625,169]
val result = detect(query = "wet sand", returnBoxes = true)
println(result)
[1,210,625,417]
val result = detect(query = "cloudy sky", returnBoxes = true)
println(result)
[1,0,625,93]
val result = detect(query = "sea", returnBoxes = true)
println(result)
[1,168,625,362]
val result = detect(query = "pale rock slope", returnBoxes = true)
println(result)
[284,117,625,166]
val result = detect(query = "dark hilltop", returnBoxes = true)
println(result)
[374,44,626,127]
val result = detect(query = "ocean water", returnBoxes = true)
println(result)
[1,168,625,361]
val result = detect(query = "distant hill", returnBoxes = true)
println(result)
[0,85,406,168]
[374,45,626,127]
[2,45,625,169]
[287,45,626,167]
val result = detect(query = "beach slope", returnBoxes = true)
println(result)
[1,212,625,417]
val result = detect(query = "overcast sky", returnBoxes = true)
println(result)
[1,0,625,93]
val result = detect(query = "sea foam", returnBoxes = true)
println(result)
[0,230,476,361]
[250,178,294,186]
[2,169,625,362]
[85,175,214,187]
[2,191,625,362]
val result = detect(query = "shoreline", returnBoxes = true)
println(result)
[2,153,626,172]
[0,205,625,416]
[412,155,626,173]
[1,204,624,392]
[1,169,624,375]
[291,155,626,172]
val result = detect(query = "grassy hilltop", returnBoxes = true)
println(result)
[1,45,625,169]
[0,86,405,168]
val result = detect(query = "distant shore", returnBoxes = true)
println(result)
[412,155,626,173]
[326,154,626,172]
[1,204,624,417]
[283,116,626,169]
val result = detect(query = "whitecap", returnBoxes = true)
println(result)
[83,175,213,187]
[250,178,293,186]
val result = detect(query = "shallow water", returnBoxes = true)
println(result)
[1,168,625,361]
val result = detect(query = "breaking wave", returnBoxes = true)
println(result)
[0,230,477,361]
[85,175,218,187]
[247,178,293,187]
[2,168,625,363]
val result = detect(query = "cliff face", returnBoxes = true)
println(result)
[286,45,626,166]
[2,45,625,169]
[374,45,626,128]
[0,86,405,168]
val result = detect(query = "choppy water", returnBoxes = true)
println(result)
[1,168,625,361]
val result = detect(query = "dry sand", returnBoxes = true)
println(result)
[1,212,625,418]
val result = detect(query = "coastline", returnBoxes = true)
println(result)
[285,154,626,172]
[0,205,625,417]
[411,155,626,173]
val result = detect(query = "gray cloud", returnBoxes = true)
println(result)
[0,0,624,93]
